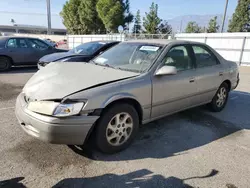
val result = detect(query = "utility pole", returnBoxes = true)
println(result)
[221,0,229,33]
[180,19,183,33]
[46,0,52,35]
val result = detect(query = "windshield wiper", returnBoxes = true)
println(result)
[90,60,115,69]
[116,67,141,73]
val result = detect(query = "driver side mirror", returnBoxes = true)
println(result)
[155,65,177,76]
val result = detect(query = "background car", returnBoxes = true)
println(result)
[43,39,57,48]
[37,40,120,69]
[16,40,239,154]
[0,36,68,71]
[56,39,67,47]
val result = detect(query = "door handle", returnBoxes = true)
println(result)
[219,72,223,76]
[189,78,195,83]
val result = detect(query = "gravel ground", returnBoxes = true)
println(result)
[0,66,250,188]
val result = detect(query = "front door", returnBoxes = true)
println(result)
[6,38,34,64]
[151,45,198,119]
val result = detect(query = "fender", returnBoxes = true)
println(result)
[101,92,140,108]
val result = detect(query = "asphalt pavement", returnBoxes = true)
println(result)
[0,66,250,188]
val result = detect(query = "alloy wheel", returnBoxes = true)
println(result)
[106,112,133,146]
[216,87,227,107]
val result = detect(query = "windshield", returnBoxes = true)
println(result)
[93,43,163,73]
[70,42,105,55]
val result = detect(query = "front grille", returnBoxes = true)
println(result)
[24,94,35,104]
[24,95,29,103]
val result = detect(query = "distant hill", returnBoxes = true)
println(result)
[166,14,231,33]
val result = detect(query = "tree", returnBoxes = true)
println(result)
[157,20,172,34]
[185,21,202,33]
[97,0,125,33]
[122,0,134,31]
[60,0,82,34]
[78,0,105,34]
[207,16,220,33]
[143,2,161,34]
[132,10,142,33]
[228,0,250,32]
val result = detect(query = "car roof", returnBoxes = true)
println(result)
[124,39,205,46]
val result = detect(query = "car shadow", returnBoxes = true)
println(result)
[69,90,250,161]
[0,66,38,74]
[52,169,219,188]
[0,177,26,188]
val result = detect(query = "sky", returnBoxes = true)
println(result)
[0,0,238,29]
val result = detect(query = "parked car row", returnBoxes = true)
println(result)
[38,40,120,69]
[0,36,120,71]
[15,39,239,154]
[0,36,68,71]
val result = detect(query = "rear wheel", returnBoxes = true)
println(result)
[209,82,229,112]
[95,103,139,154]
[0,56,12,71]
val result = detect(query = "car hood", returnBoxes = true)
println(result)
[40,52,81,62]
[23,62,139,100]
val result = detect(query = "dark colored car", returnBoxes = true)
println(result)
[0,37,68,71]
[43,39,57,48]
[38,40,120,69]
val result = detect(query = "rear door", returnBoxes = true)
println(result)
[6,38,34,64]
[191,44,224,104]
[26,38,54,62]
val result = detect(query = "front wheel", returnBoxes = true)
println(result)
[95,104,139,154]
[209,82,229,112]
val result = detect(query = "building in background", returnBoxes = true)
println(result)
[0,24,66,35]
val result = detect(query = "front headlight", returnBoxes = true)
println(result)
[53,103,84,117]
[27,101,84,117]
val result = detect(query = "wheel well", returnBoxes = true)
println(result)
[0,55,13,64]
[223,80,231,90]
[82,98,143,147]
[103,98,143,124]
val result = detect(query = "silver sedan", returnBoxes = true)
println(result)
[15,40,239,154]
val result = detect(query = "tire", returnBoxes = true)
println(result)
[0,56,12,71]
[95,103,139,154]
[209,82,229,112]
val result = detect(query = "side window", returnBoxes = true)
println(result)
[162,45,192,71]
[192,45,218,68]
[17,39,28,48]
[28,39,49,50]
[7,39,17,48]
